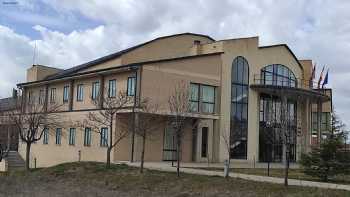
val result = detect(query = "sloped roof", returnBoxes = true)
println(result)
[45,33,215,81]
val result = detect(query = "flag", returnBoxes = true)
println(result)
[322,69,329,88]
[311,64,316,80]
[310,64,316,88]
[317,66,325,88]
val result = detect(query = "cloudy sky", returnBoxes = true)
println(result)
[0,0,349,129]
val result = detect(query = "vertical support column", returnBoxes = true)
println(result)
[44,84,49,112]
[21,87,27,113]
[69,80,74,111]
[99,75,105,109]
[317,100,323,146]
[130,67,139,162]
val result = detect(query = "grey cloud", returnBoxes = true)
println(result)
[0,0,349,127]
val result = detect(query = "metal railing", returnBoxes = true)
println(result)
[252,74,328,91]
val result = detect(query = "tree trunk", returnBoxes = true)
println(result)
[25,142,31,171]
[284,144,289,187]
[176,140,180,177]
[140,134,146,173]
[106,147,111,169]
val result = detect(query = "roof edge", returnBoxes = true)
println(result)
[259,44,304,71]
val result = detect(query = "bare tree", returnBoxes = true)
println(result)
[80,91,132,169]
[6,97,62,171]
[0,127,11,162]
[280,95,290,187]
[168,81,191,177]
[221,126,231,178]
[133,98,164,173]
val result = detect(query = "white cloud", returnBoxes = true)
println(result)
[1,0,350,128]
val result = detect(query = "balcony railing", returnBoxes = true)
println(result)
[252,74,326,91]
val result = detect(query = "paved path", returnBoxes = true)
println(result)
[124,162,350,191]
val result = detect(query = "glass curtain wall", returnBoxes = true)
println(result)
[230,56,249,159]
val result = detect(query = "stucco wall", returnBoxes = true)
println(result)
[218,37,304,162]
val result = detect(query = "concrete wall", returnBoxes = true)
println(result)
[26,65,62,82]
[217,37,304,162]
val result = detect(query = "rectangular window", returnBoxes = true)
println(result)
[39,89,45,104]
[92,81,100,100]
[69,128,76,145]
[50,88,56,103]
[312,112,331,133]
[43,128,49,144]
[77,84,84,101]
[127,76,136,96]
[190,83,199,112]
[63,86,69,103]
[108,79,116,98]
[201,85,215,113]
[201,127,208,158]
[100,128,108,147]
[55,128,62,145]
[28,91,33,103]
[84,128,92,146]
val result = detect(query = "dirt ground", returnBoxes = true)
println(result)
[0,162,349,197]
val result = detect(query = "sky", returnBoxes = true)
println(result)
[0,0,349,130]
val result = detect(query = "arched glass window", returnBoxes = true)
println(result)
[261,64,296,87]
[230,56,249,159]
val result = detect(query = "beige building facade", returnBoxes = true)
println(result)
[9,33,331,168]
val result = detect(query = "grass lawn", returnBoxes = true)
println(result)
[0,162,349,197]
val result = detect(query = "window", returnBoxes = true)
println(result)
[230,56,249,159]
[43,128,49,144]
[55,128,62,145]
[261,64,296,87]
[312,112,331,133]
[63,86,69,103]
[190,83,199,112]
[92,81,100,100]
[39,89,45,104]
[189,83,216,113]
[69,128,76,145]
[201,127,208,158]
[77,84,84,101]
[201,85,215,113]
[28,91,33,103]
[84,128,92,146]
[127,76,136,96]
[100,128,108,147]
[108,80,116,98]
[50,88,56,103]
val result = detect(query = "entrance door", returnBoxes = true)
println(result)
[162,126,177,161]
[259,95,297,162]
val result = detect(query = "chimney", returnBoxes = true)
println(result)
[192,40,202,55]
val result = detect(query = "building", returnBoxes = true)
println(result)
[8,33,332,168]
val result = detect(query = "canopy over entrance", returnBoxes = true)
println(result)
[250,84,330,103]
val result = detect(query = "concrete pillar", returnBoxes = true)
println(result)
[317,100,322,145]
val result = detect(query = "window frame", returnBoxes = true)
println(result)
[108,79,116,98]
[43,128,49,144]
[127,76,136,96]
[77,84,84,102]
[63,85,70,103]
[69,128,76,146]
[201,85,216,114]
[100,127,108,147]
[91,81,100,100]
[55,128,62,145]
[84,127,92,147]
[50,88,56,103]
[190,83,200,112]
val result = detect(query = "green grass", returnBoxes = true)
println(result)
[0,162,349,197]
